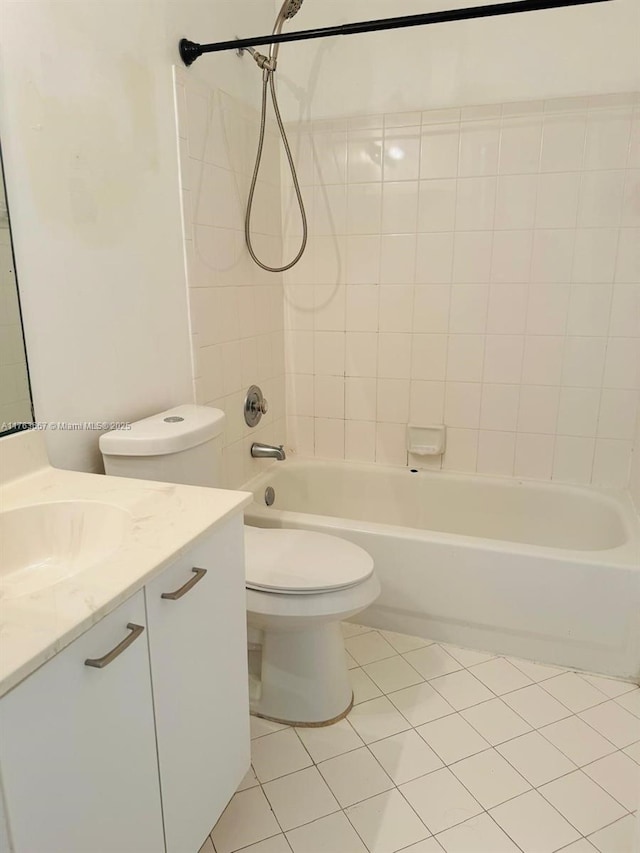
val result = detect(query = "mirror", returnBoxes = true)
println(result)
[0,146,33,435]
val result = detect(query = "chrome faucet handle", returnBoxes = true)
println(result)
[244,385,269,427]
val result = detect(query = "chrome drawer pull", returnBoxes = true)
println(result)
[161,567,207,601]
[85,623,145,669]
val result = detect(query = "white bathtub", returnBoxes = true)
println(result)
[244,459,640,680]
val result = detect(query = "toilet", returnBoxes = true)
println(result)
[100,405,380,726]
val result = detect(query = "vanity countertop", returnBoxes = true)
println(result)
[0,432,252,697]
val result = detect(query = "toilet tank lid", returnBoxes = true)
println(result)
[99,405,226,456]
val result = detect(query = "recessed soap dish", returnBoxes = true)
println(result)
[407,424,446,457]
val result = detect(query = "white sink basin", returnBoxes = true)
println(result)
[0,501,132,599]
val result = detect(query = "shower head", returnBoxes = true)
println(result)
[269,0,305,63]
[283,0,304,19]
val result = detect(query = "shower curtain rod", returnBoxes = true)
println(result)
[179,0,610,66]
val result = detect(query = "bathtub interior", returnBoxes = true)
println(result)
[246,460,633,552]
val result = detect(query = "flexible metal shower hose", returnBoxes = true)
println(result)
[245,70,308,273]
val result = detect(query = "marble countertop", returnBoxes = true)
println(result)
[0,432,252,697]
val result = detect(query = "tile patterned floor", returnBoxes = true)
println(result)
[203,624,640,853]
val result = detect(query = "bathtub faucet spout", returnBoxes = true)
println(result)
[251,442,286,461]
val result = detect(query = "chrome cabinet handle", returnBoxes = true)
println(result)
[161,567,207,601]
[84,623,145,669]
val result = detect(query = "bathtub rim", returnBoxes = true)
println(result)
[242,457,640,568]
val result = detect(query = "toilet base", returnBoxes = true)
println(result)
[252,693,354,728]
[249,622,354,726]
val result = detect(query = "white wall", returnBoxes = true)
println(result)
[276,0,640,122]
[0,0,274,472]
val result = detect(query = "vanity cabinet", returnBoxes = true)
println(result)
[0,515,250,853]
[0,591,165,853]
[145,514,250,853]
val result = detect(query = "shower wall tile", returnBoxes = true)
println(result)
[175,68,286,489]
[282,92,640,490]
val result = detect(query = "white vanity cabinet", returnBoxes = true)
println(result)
[144,513,250,853]
[0,590,165,853]
[0,514,250,853]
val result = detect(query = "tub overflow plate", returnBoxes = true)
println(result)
[265,486,275,507]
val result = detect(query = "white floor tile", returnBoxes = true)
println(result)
[489,789,580,853]
[588,813,637,853]
[317,746,394,807]
[342,622,374,638]
[461,698,532,745]
[236,765,259,791]
[346,789,431,853]
[579,700,640,748]
[539,770,627,836]
[417,713,490,765]
[581,674,638,699]
[401,840,446,853]
[199,837,215,853]
[469,659,533,695]
[435,812,520,853]
[387,682,455,727]
[350,667,384,704]
[503,684,573,728]
[211,788,281,853]
[381,629,432,654]
[237,836,292,853]
[623,741,640,764]
[583,751,640,810]
[429,670,495,710]
[263,766,340,832]
[616,688,640,718]
[559,841,598,852]
[507,657,565,683]
[540,717,617,766]
[295,719,363,763]
[364,655,425,693]
[251,729,312,783]
[345,632,398,665]
[346,651,359,669]
[440,645,497,668]
[403,646,464,680]
[348,696,411,744]
[369,729,443,784]
[251,716,288,739]
[542,673,608,713]
[286,812,368,853]
[450,748,531,809]
[497,731,576,787]
[400,767,483,834]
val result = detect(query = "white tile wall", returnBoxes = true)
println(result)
[175,68,286,488]
[283,93,640,489]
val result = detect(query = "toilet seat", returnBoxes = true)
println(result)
[244,526,374,594]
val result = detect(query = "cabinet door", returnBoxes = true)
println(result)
[145,515,250,853]
[0,591,164,853]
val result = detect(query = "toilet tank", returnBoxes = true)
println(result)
[100,405,226,488]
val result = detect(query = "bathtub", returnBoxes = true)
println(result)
[244,459,640,680]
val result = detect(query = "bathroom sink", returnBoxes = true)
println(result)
[0,501,132,599]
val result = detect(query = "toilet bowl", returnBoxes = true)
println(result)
[100,404,380,726]
[245,526,380,725]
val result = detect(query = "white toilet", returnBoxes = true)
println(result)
[100,405,380,726]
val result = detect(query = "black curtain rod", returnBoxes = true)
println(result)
[179,0,611,66]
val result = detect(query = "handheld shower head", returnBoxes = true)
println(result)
[283,0,304,18]
[269,0,305,63]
